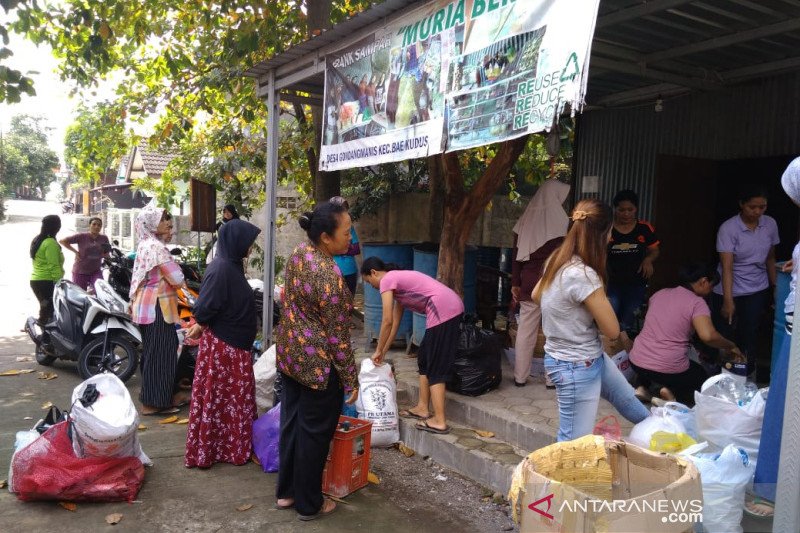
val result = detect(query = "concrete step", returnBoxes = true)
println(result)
[397,415,526,496]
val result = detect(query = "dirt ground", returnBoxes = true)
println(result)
[371,447,517,532]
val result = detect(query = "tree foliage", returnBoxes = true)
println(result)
[0,0,36,103]
[64,101,133,186]
[0,113,58,194]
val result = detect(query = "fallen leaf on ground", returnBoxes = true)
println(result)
[236,504,253,512]
[105,513,123,525]
[368,472,380,484]
[38,372,58,380]
[250,453,261,466]
[41,401,53,410]
[16,356,33,362]
[0,370,24,376]
[20,392,34,397]
[23,416,33,420]
[474,429,495,438]
[0,479,7,489]
[59,502,77,511]
[398,443,415,457]
[137,424,147,431]
[175,418,189,424]
[19,369,36,374]
[159,415,178,424]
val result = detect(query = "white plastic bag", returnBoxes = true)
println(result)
[627,407,687,448]
[70,374,150,465]
[356,358,399,447]
[7,429,39,493]
[254,344,277,414]
[685,445,754,533]
[609,350,635,383]
[653,401,697,440]
[694,388,765,460]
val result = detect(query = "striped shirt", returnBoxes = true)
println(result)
[130,261,184,325]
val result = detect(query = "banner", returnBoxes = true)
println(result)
[319,0,600,171]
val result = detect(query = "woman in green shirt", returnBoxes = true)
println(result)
[30,215,64,325]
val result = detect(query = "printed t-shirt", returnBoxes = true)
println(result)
[379,270,464,329]
[65,233,110,274]
[629,286,710,374]
[713,214,780,297]
[607,221,659,286]
[540,259,604,362]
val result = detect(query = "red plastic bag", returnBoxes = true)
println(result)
[593,415,622,440]
[11,421,145,502]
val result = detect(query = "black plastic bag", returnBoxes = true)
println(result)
[446,321,503,396]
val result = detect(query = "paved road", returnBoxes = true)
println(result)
[0,200,484,533]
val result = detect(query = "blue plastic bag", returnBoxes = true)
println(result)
[342,393,358,418]
[252,402,280,473]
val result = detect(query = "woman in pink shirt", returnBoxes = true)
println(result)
[630,262,741,405]
[59,217,110,291]
[361,257,464,435]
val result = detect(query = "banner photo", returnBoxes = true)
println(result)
[319,0,600,171]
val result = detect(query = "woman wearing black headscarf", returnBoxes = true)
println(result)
[184,219,261,468]
[30,215,64,325]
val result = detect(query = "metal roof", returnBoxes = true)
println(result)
[245,0,800,107]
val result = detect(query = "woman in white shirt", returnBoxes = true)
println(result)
[534,199,650,441]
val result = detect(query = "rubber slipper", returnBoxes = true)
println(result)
[415,420,450,435]
[744,496,774,519]
[172,400,190,408]
[399,409,430,421]
[297,499,336,521]
[142,407,180,416]
[634,392,651,404]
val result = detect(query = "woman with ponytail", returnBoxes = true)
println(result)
[30,215,64,325]
[533,199,649,441]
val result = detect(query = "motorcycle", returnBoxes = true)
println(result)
[60,200,75,214]
[25,278,141,382]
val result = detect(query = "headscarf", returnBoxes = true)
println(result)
[130,200,173,299]
[513,179,571,262]
[782,157,800,205]
[30,215,62,259]
[223,204,240,220]
[215,219,261,270]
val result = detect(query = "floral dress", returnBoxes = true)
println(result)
[275,242,358,393]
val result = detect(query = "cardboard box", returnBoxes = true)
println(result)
[514,436,702,533]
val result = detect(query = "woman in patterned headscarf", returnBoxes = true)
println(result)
[130,201,185,415]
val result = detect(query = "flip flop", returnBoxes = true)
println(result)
[399,409,430,421]
[297,498,336,521]
[275,499,294,510]
[415,420,450,435]
[744,496,774,519]
[142,407,180,416]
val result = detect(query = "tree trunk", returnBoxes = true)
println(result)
[437,135,531,293]
[426,155,445,242]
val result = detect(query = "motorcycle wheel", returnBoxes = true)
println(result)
[35,344,56,366]
[78,335,138,382]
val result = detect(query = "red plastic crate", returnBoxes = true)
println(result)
[321,415,372,498]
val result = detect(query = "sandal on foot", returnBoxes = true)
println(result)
[297,498,336,521]
[415,420,450,435]
[275,498,294,510]
[142,407,180,416]
[399,409,430,421]
[744,496,775,519]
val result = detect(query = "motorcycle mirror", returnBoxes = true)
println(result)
[113,240,120,245]
[171,248,182,255]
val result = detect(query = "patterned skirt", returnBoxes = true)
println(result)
[184,329,256,468]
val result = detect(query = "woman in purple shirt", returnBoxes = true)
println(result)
[59,217,110,291]
[711,186,779,377]
[361,257,464,435]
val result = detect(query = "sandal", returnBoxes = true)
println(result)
[141,407,180,416]
[744,496,774,519]
[415,420,450,435]
[399,409,430,421]
[297,498,336,521]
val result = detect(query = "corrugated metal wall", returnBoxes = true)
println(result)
[575,71,800,220]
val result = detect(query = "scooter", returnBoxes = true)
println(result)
[25,278,141,382]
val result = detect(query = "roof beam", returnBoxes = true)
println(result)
[590,57,721,90]
[592,41,720,80]
[645,17,800,63]
[593,83,690,107]
[597,0,694,29]
[721,55,800,81]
